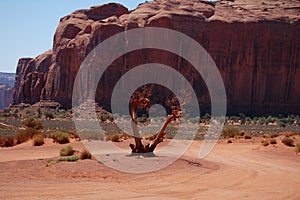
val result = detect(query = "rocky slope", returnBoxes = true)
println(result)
[12,0,300,115]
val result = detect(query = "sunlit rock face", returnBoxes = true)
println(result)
[12,0,300,115]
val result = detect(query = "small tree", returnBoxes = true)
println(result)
[129,85,186,154]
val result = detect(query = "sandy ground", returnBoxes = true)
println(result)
[0,137,299,200]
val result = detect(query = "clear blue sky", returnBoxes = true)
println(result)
[0,1,146,73]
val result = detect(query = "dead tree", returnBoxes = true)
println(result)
[129,86,187,154]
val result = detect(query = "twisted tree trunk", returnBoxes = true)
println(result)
[130,109,180,154]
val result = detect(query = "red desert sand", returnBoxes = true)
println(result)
[0,137,299,200]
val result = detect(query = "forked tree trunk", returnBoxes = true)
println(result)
[130,110,180,154]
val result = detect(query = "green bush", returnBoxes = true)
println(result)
[33,136,44,146]
[22,117,44,130]
[51,131,70,144]
[222,126,240,138]
[60,145,74,156]
[80,150,92,160]
[44,111,55,119]
[269,138,277,144]
[281,137,294,147]
[277,119,286,128]
[57,156,79,162]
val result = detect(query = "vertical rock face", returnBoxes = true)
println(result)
[13,51,53,104]
[12,0,300,115]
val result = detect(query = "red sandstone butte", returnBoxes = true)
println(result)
[12,0,300,115]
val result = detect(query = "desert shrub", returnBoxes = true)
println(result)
[16,127,41,144]
[33,135,44,146]
[120,133,132,140]
[60,145,74,156]
[269,138,277,144]
[57,155,79,162]
[281,137,294,147]
[44,111,54,119]
[258,117,267,125]
[22,117,44,130]
[295,118,300,126]
[283,132,295,137]
[0,136,16,147]
[262,140,269,147]
[229,116,240,123]
[65,131,79,140]
[100,112,114,122]
[222,126,240,138]
[109,134,120,142]
[277,119,286,127]
[12,110,19,118]
[295,143,300,153]
[50,131,69,144]
[244,134,252,139]
[80,149,92,160]
[227,139,232,143]
[37,108,42,118]
[137,116,149,124]
[270,132,280,138]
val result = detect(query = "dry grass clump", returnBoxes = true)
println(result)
[16,128,42,144]
[222,126,241,139]
[262,140,269,147]
[33,135,44,146]
[50,131,70,144]
[244,134,252,139]
[120,133,132,140]
[281,137,295,147]
[107,134,120,142]
[80,149,92,160]
[269,138,277,144]
[60,145,74,156]
[0,136,16,147]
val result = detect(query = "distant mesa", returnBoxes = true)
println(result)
[10,0,300,115]
[0,72,15,109]
[0,72,15,87]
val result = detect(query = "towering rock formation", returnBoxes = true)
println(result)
[12,0,300,115]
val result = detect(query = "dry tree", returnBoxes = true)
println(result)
[129,85,190,154]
